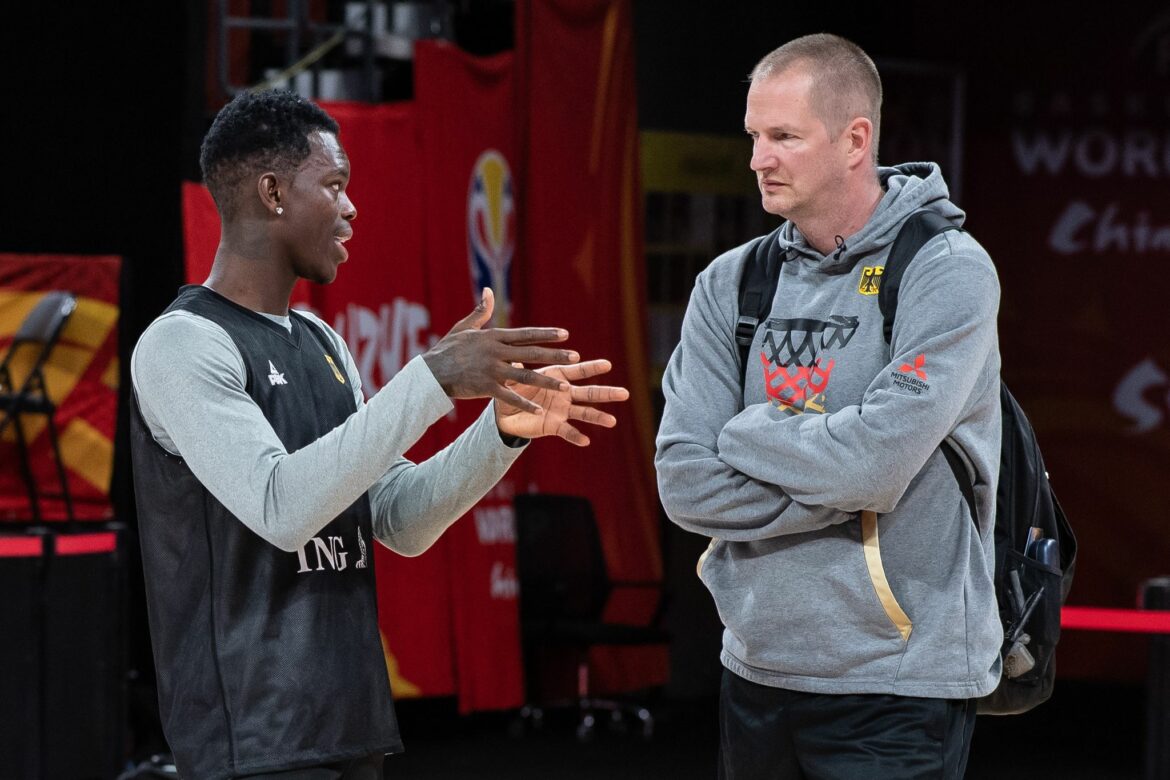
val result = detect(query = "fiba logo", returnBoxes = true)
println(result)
[467,149,516,326]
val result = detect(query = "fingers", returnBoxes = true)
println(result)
[495,327,570,345]
[506,346,580,365]
[557,421,590,447]
[504,365,569,393]
[492,386,544,415]
[446,287,495,335]
[555,359,613,381]
[569,384,630,404]
[567,405,617,428]
[538,360,629,403]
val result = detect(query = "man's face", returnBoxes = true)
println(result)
[745,68,847,222]
[278,130,355,284]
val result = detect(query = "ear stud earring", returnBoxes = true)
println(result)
[275,207,284,215]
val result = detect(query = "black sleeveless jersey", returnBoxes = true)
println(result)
[130,286,401,779]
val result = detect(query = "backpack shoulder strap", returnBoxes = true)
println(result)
[878,209,963,344]
[736,225,786,387]
[879,210,972,520]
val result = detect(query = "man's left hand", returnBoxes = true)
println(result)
[495,360,629,446]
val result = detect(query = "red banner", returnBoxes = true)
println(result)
[180,182,219,286]
[415,41,525,713]
[0,254,120,522]
[517,0,667,693]
[321,101,465,703]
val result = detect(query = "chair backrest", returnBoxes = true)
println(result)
[1,292,77,391]
[13,291,77,345]
[513,493,611,622]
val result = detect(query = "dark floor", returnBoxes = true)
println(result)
[378,680,1147,779]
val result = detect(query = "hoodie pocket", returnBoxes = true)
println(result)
[861,510,913,641]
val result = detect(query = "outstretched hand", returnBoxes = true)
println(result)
[495,360,629,446]
[422,288,579,415]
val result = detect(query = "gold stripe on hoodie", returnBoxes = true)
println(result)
[696,538,719,578]
[861,510,913,641]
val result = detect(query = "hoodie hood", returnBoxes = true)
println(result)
[775,161,966,273]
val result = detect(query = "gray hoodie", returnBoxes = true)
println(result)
[655,162,1003,699]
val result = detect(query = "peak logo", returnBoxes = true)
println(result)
[468,150,516,326]
[267,360,287,386]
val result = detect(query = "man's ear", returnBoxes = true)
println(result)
[845,117,874,168]
[257,172,282,216]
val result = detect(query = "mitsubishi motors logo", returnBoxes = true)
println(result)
[900,354,928,380]
[892,353,930,394]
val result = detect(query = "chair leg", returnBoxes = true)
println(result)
[633,704,654,739]
[576,659,596,741]
[11,412,43,523]
[573,655,655,741]
[576,710,597,742]
[518,647,656,742]
[45,412,75,524]
[518,704,545,727]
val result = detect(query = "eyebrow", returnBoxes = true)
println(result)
[745,124,799,134]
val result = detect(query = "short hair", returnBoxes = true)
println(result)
[199,90,340,219]
[750,34,882,164]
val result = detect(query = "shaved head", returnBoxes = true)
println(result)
[750,34,882,164]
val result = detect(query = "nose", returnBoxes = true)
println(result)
[341,191,357,221]
[750,138,774,173]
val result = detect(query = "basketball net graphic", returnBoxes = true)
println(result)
[759,315,859,409]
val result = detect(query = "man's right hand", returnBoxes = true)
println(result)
[422,288,578,415]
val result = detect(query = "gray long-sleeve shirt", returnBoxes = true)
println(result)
[656,163,1004,699]
[131,302,523,556]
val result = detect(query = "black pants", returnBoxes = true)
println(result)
[718,669,977,780]
[236,753,385,780]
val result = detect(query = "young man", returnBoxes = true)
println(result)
[655,34,1003,778]
[131,90,627,780]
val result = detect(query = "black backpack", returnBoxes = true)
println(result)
[735,211,1077,715]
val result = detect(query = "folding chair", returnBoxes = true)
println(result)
[0,291,78,523]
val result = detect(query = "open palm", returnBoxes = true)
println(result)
[495,359,629,446]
